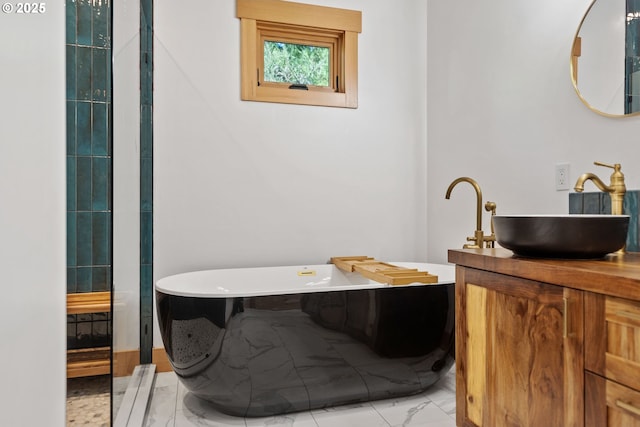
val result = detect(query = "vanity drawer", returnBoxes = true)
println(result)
[586,373,640,427]
[586,293,640,392]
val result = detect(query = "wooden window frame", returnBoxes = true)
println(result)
[237,0,362,108]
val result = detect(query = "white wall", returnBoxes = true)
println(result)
[0,5,66,426]
[427,0,640,264]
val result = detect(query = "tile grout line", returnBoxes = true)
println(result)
[369,403,393,427]
[172,376,179,427]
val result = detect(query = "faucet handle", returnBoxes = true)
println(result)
[594,161,620,171]
[594,161,624,184]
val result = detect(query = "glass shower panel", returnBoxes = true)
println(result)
[111,0,141,420]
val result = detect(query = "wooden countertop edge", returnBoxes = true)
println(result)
[448,248,640,301]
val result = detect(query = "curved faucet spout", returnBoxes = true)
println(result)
[445,177,483,232]
[574,173,612,193]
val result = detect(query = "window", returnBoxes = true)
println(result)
[237,0,362,108]
[263,40,330,87]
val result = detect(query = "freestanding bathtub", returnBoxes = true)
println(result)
[156,262,455,417]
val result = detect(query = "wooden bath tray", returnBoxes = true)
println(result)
[330,256,438,285]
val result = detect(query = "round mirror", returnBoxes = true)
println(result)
[572,0,640,117]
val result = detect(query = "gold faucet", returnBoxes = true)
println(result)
[574,162,626,215]
[445,177,497,249]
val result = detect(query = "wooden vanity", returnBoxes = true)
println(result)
[449,248,640,427]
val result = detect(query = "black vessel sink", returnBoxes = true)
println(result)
[493,214,630,259]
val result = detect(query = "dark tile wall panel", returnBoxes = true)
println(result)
[140,0,154,363]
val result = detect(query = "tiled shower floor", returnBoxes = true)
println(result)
[66,375,110,426]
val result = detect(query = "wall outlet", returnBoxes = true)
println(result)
[556,163,570,191]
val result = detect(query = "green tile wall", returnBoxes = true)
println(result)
[66,0,112,350]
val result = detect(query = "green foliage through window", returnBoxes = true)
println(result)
[264,41,330,86]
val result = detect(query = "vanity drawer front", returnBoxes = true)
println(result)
[604,296,640,391]
[586,293,640,392]
[587,373,640,427]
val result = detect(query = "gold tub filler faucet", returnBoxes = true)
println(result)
[574,161,626,215]
[445,177,497,249]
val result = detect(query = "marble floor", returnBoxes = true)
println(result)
[144,365,456,427]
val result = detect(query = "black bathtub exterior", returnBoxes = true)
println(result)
[156,284,454,417]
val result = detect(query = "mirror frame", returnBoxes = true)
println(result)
[571,0,640,118]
